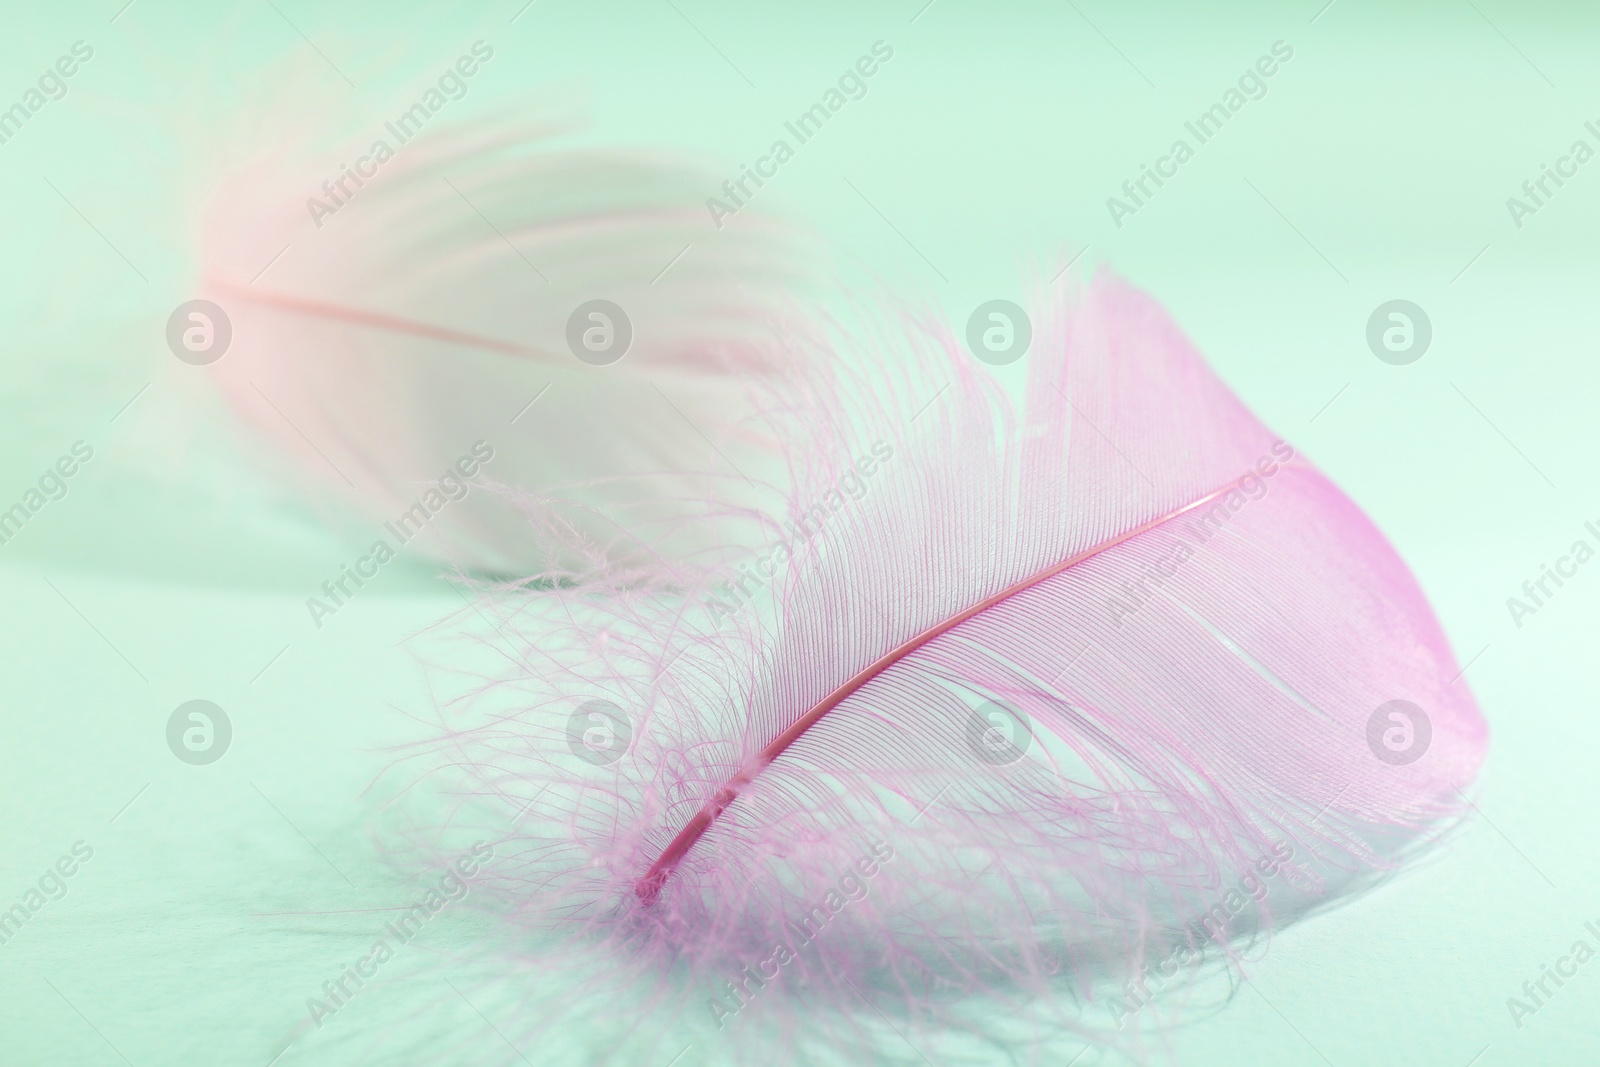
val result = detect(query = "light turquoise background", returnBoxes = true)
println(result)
[1,2,1597,1064]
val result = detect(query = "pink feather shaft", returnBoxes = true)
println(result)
[635,475,1246,903]
[219,281,541,357]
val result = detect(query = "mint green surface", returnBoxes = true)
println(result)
[2,2,1597,1065]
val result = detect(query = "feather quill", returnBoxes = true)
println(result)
[399,269,1487,1060]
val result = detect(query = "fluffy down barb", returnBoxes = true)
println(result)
[394,269,1487,1063]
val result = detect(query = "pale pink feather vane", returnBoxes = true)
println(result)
[389,270,1486,1061]
[197,114,812,581]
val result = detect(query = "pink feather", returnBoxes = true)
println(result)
[396,269,1487,1061]
[196,115,812,577]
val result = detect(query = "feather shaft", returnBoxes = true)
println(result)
[635,471,1250,903]
[219,282,540,357]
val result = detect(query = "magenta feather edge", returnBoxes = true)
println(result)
[360,267,1490,1065]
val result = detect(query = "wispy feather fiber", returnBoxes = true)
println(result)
[400,270,1486,1062]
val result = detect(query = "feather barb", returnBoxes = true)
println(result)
[634,471,1255,904]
